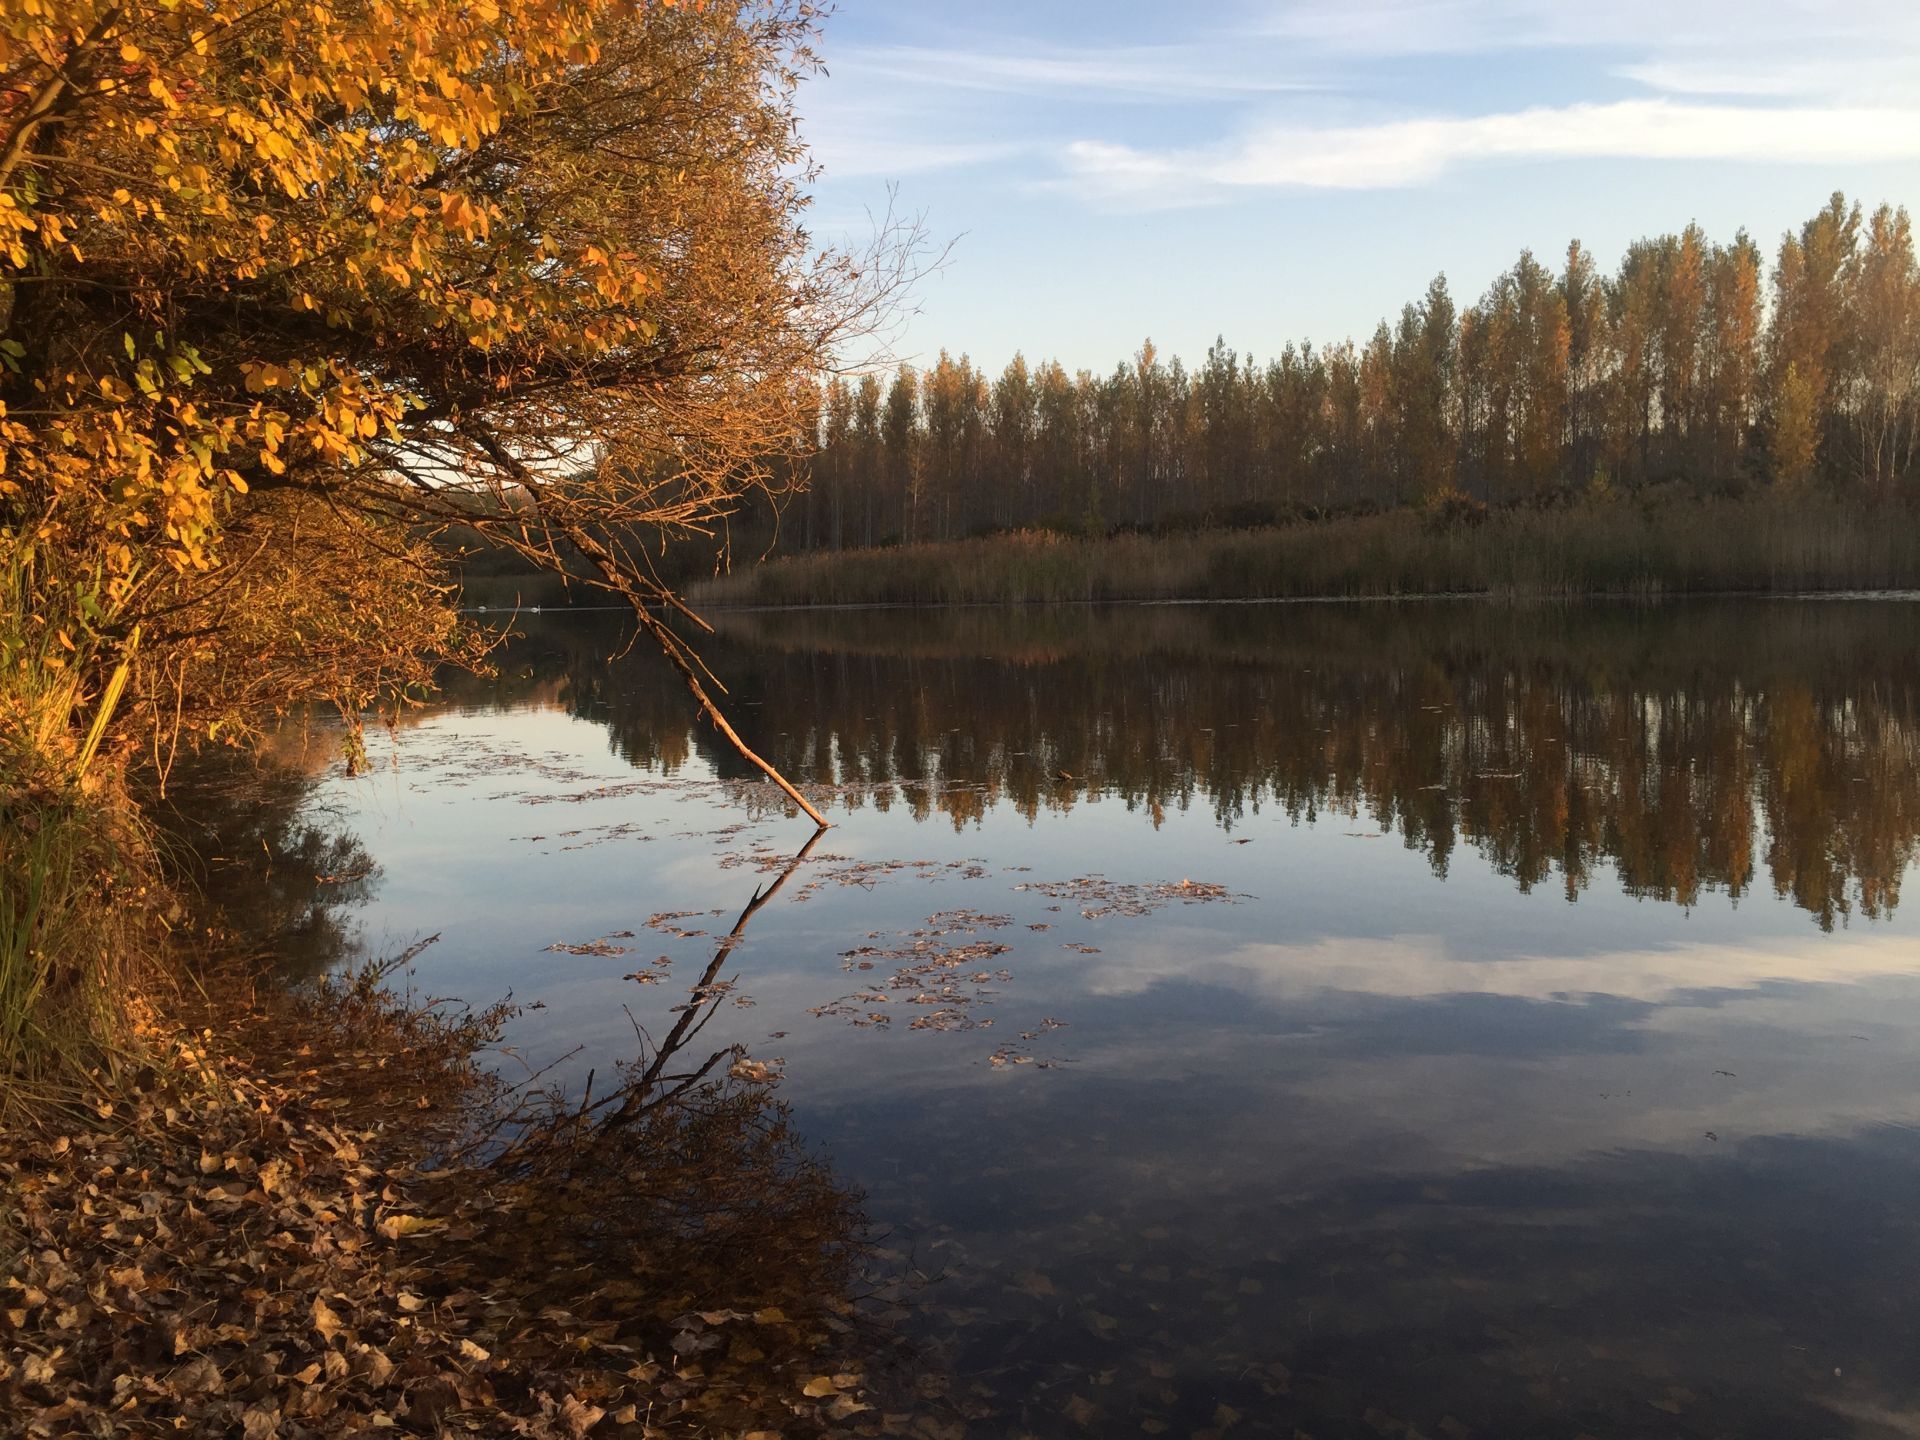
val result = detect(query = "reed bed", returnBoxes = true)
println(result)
[0,557,154,1110]
[0,784,154,1109]
[693,497,1920,608]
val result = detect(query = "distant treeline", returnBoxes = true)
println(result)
[776,192,1918,552]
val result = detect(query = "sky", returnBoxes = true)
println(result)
[796,0,1920,375]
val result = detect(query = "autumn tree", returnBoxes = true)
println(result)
[1772,363,1820,486]
[990,354,1036,531]
[882,363,920,542]
[1656,225,1710,471]
[850,373,883,547]
[1031,359,1084,528]
[1,0,919,826]
[1702,233,1764,479]
[1394,276,1457,501]
[1560,241,1608,489]
[1768,193,1861,484]
[789,192,1914,558]
[1850,204,1920,493]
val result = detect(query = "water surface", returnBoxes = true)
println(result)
[298,600,1920,1438]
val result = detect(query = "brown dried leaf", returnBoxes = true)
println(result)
[375,1212,443,1239]
[557,1393,606,1437]
[311,1296,344,1343]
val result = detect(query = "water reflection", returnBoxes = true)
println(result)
[148,745,380,980]
[318,599,1920,1438]
[464,600,1920,928]
[161,746,909,1433]
[446,838,889,1436]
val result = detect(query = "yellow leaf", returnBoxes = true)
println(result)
[802,1375,837,1397]
[376,1213,443,1239]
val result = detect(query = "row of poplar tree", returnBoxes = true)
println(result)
[785,193,1919,551]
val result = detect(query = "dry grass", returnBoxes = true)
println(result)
[0,551,156,1108]
[693,496,1920,608]
[0,783,158,1114]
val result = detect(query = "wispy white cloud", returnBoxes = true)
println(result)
[1059,99,1920,207]
[806,131,1034,180]
[833,41,1318,100]
[1617,54,1920,103]
[1084,928,1920,1006]
[1254,0,1920,58]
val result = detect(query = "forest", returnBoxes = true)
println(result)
[777,194,1918,553]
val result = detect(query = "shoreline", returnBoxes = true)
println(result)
[1,939,896,1437]
[465,586,1920,621]
[688,586,1920,616]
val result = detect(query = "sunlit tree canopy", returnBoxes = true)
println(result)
[1,0,895,772]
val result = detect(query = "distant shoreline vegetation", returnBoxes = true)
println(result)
[674,189,1920,606]
[689,494,1920,607]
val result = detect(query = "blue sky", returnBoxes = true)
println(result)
[797,0,1920,374]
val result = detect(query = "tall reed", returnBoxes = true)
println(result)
[0,548,152,1108]
[692,495,1920,609]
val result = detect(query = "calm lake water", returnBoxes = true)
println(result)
[288,599,1920,1438]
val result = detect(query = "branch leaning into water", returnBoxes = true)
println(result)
[456,428,831,832]
[560,519,831,832]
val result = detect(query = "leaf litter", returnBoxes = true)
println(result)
[0,961,917,1438]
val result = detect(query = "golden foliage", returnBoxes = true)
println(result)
[2,0,897,769]
[2,0,662,572]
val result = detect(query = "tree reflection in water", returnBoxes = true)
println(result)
[457,825,945,1435]
[200,600,1920,1437]
[454,600,1920,929]
[165,754,925,1435]
[147,744,382,981]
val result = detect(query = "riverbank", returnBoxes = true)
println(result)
[690,495,1920,608]
[1,875,894,1437]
